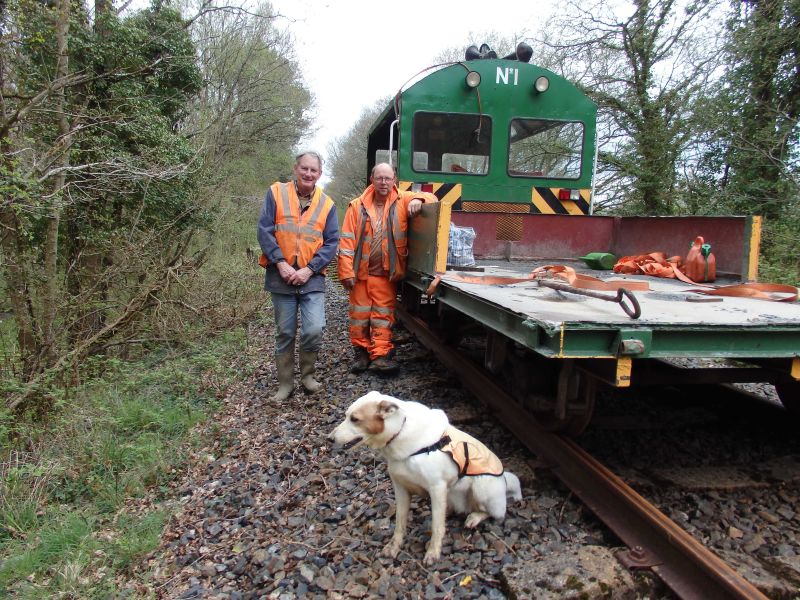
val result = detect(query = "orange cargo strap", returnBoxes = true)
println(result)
[613,252,798,302]
[687,283,798,302]
[426,265,650,296]
[613,252,697,284]
[427,264,798,303]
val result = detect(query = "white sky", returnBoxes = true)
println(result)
[268,0,555,166]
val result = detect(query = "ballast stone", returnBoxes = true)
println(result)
[500,545,641,599]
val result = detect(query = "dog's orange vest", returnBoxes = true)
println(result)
[441,426,504,477]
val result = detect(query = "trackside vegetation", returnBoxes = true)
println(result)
[1,0,798,597]
[1,0,301,595]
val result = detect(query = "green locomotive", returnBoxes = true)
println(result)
[364,43,800,433]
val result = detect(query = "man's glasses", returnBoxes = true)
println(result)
[373,176,394,182]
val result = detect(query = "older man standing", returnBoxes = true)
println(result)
[257,152,339,401]
[338,163,436,374]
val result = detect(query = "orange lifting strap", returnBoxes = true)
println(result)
[427,264,798,302]
[613,252,798,302]
[427,265,649,296]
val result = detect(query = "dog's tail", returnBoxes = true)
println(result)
[504,472,523,502]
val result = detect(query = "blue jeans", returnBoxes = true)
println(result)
[271,291,326,355]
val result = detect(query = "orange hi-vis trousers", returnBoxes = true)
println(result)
[348,275,397,360]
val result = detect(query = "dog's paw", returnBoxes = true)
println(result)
[465,510,490,529]
[382,542,400,559]
[423,548,441,566]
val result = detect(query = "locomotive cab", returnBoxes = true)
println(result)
[367,57,598,214]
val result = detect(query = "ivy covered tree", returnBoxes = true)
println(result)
[61,4,205,346]
[1,0,314,410]
[543,0,723,215]
[718,0,799,219]
[685,0,799,281]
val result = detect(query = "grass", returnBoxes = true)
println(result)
[0,329,253,598]
[0,184,269,597]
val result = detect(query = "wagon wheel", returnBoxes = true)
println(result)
[525,362,597,437]
[775,381,800,415]
[532,393,596,436]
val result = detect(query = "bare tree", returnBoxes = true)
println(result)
[184,0,311,172]
[325,99,390,205]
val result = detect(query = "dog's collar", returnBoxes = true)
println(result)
[410,434,452,457]
[383,417,406,449]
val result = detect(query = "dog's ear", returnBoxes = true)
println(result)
[377,399,398,418]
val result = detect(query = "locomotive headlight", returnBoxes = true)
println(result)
[534,76,550,93]
[465,71,481,88]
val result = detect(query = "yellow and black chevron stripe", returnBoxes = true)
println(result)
[531,187,591,215]
[398,182,591,215]
[398,181,462,208]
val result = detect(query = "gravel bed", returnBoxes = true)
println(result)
[123,279,800,598]
[125,282,618,599]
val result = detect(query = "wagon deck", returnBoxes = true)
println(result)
[401,204,800,415]
[434,260,800,357]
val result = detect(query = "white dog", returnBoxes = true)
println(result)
[329,390,522,565]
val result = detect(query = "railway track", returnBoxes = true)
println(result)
[397,304,773,600]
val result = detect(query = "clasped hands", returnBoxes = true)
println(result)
[277,261,313,286]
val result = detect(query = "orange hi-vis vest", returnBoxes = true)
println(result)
[338,186,435,283]
[259,182,335,273]
[411,426,504,477]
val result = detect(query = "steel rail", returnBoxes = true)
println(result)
[397,305,768,600]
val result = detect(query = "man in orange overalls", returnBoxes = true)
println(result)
[338,163,436,374]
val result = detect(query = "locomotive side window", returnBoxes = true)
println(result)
[375,149,397,166]
[412,112,491,175]
[508,119,584,179]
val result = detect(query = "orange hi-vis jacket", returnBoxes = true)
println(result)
[338,185,437,283]
[412,426,504,477]
[259,182,335,273]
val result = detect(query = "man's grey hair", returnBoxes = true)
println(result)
[295,151,323,170]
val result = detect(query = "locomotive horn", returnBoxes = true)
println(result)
[465,45,481,61]
[466,43,499,61]
[502,42,533,63]
[516,42,533,63]
[479,43,497,59]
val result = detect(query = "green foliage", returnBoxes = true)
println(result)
[715,0,800,220]
[108,510,167,573]
[0,513,96,593]
[0,329,249,596]
[0,462,46,542]
[758,212,800,285]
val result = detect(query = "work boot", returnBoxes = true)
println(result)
[350,347,371,373]
[299,351,322,393]
[271,346,295,402]
[369,354,399,374]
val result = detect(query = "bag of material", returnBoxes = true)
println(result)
[447,224,477,267]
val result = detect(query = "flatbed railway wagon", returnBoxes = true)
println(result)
[365,43,800,434]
